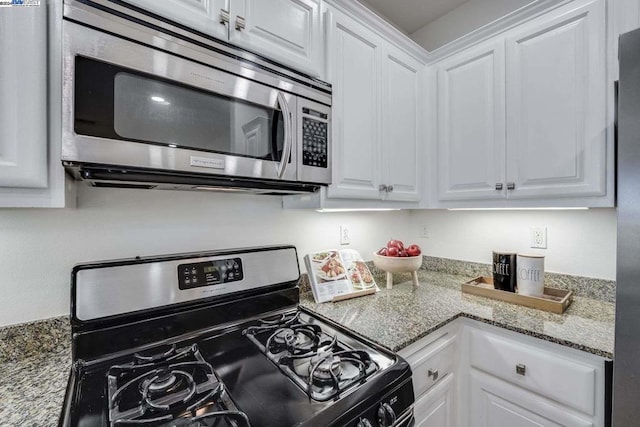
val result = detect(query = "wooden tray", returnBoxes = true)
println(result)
[461,277,572,314]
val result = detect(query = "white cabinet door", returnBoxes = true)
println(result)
[0,5,48,189]
[382,45,422,202]
[123,0,229,41]
[326,11,384,200]
[415,373,456,427]
[229,0,322,76]
[469,369,593,427]
[435,39,506,202]
[505,0,606,199]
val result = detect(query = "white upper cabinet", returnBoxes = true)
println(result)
[122,0,323,76]
[505,0,606,200]
[431,0,610,208]
[326,9,422,202]
[0,2,72,208]
[228,0,323,76]
[326,10,384,200]
[382,45,422,202]
[122,0,229,41]
[435,39,506,202]
[0,5,48,189]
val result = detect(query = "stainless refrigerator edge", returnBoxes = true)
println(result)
[614,27,640,427]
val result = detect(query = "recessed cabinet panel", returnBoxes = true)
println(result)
[122,0,229,41]
[327,13,383,199]
[415,374,455,427]
[470,370,593,427]
[229,0,322,76]
[505,0,606,198]
[0,6,48,189]
[383,47,421,201]
[436,41,506,201]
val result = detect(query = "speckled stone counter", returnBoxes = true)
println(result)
[0,316,71,426]
[0,348,70,426]
[300,270,615,359]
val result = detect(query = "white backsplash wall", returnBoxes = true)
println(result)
[0,186,412,327]
[409,208,617,280]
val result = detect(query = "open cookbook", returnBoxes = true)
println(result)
[304,249,379,303]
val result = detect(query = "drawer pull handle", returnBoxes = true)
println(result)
[516,364,526,376]
[428,368,439,381]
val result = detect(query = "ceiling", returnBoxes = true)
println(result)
[358,0,470,34]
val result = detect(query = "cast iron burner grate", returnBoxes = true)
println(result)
[243,312,379,402]
[107,344,249,427]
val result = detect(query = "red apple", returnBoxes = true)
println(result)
[399,249,408,257]
[377,247,388,256]
[387,239,404,251]
[406,244,421,257]
[386,246,400,257]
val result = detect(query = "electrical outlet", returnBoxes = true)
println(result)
[530,227,547,249]
[340,225,350,245]
[420,225,429,238]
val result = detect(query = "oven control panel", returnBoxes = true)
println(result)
[178,258,243,290]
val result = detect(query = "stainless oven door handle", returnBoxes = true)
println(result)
[276,92,293,179]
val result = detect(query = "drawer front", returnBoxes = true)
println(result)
[407,336,456,398]
[469,328,597,415]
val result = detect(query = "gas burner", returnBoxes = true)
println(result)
[309,353,343,384]
[304,350,378,401]
[266,324,324,356]
[107,344,248,426]
[135,344,177,364]
[242,312,301,336]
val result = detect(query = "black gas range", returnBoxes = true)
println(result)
[59,246,414,427]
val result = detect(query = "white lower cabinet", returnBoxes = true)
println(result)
[460,321,607,427]
[415,373,456,427]
[399,319,608,427]
[398,323,459,427]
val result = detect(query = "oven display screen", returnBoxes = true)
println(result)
[178,258,243,290]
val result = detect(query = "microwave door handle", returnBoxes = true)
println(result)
[276,92,293,179]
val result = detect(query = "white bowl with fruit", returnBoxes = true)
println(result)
[373,240,423,289]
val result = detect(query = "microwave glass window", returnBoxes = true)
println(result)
[74,57,285,162]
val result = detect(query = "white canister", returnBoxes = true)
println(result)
[516,254,545,297]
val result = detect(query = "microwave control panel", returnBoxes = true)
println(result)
[302,108,328,168]
[178,258,243,290]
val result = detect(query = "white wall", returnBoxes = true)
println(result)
[0,185,617,327]
[409,208,617,280]
[0,186,412,327]
[410,0,534,51]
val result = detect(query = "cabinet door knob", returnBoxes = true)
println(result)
[507,182,516,190]
[387,185,394,193]
[428,368,439,381]
[516,364,526,376]
[378,184,388,192]
[495,183,503,190]
[219,9,230,25]
[235,15,246,31]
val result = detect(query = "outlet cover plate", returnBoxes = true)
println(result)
[531,227,547,249]
[340,225,350,245]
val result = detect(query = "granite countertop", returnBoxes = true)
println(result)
[0,348,70,426]
[300,270,615,359]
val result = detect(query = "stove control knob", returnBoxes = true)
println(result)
[356,418,373,427]
[376,403,396,426]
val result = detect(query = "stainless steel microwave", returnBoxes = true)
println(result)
[61,0,331,195]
